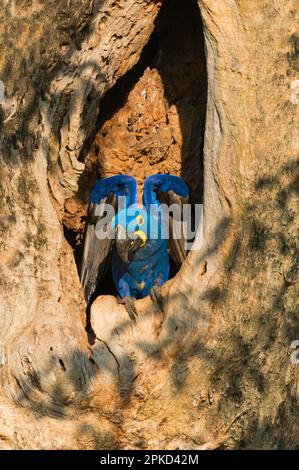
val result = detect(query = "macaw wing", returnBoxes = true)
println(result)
[157,189,189,267]
[143,174,190,267]
[80,193,116,304]
[80,175,137,303]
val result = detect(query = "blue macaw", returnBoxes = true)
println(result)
[80,174,189,320]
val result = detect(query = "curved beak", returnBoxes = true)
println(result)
[115,224,145,264]
[116,238,132,264]
[115,225,131,264]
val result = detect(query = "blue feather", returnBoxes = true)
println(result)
[87,174,189,300]
[90,174,137,206]
[112,204,169,298]
[143,173,189,208]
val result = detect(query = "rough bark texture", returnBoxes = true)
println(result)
[0,0,298,450]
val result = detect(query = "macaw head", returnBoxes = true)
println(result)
[112,204,150,264]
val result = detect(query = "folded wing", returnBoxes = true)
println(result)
[143,174,190,267]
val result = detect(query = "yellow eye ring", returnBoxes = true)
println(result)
[136,215,144,226]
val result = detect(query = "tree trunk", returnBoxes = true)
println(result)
[0,0,298,449]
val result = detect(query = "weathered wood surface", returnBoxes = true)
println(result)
[0,0,298,449]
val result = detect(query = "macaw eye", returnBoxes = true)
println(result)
[136,215,144,226]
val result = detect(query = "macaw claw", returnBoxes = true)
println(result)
[118,295,138,323]
[150,286,164,313]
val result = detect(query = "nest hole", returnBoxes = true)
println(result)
[63,0,207,299]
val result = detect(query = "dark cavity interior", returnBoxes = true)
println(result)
[63,0,207,299]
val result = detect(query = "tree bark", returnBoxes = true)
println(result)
[0,0,298,449]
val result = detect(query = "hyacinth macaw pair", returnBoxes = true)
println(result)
[80,174,189,320]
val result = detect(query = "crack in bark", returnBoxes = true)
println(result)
[96,336,120,378]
